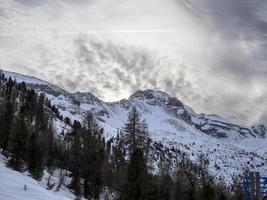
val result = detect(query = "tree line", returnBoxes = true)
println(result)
[0,72,244,200]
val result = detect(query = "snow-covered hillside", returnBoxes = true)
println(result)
[3,70,267,183]
[0,155,76,200]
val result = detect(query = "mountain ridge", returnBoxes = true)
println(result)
[3,69,265,128]
[3,69,266,139]
[2,70,267,183]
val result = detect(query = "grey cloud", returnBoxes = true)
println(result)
[181,1,267,122]
[148,79,157,87]
[186,0,267,76]
[70,35,201,105]
[103,81,119,91]
[14,0,47,7]
[0,9,5,17]
[14,0,95,7]
[258,112,267,125]
[198,0,267,34]
[112,68,131,86]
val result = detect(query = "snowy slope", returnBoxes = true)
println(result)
[3,71,267,183]
[0,155,76,200]
[3,71,49,86]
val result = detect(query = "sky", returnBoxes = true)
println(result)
[0,0,267,125]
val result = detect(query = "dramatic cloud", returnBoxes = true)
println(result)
[0,0,267,125]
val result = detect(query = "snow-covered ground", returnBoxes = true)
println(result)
[0,154,117,200]
[0,155,76,200]
[3,71,49,86]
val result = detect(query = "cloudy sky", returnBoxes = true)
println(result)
[1,0,267,125]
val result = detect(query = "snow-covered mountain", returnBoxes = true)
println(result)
[3,70,267,183]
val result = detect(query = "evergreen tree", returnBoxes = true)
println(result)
[69,121,82,198]
[81,113,105,199]
[24,89,37,122]
[0,78,16,153]
[8,114,28,171]
[43,125,55,170]
[200,183,216,200]
[121,148,150,200]
[111,133,127,191]
[35,93,47,131]
[123,107,149,156]
[218,192,227,200]
[158,161,173,200]
[27,132,44,180]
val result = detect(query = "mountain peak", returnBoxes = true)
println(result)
[129,89,184,107]
[252,124,266,138]
[72,91,101,104]
[129,89,170,100]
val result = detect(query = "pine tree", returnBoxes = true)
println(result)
[102,139,112,188]
[158,161,173,200]
[8,114,28,171]
[111,133,127,191]
[27,132,44,180]
[218,192,227,200]
[24,89,37,122]
[81,113,105,199]
[43,125,55,170]
[200,183,215,200]
[69,121,82,198]
[121,148,150,200]
[35,93,47,131]
[0,78,16,153]
[123,107,149,155]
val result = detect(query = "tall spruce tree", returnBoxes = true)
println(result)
[0,78,16,153]
[8,114,28,171]
[27,132,44,180]
[158,161,173,200]
[81,112,105,199]
[123,107,149,155]
[35,93,47,131]
[200,183,216,200]
[121,148,150,200]
[111,133,127,191]
[69,120,82,198]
